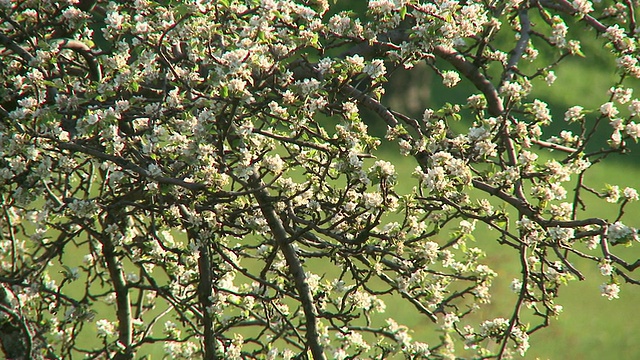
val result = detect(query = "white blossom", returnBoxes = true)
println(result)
[600,102,619,118]
[368,0,401,14]
[628,99,640,116]
[550,16,568,47]
[363,192,384,209]
[605,185,620,203]
[545,71,557,85]
[363,59,386,79]
[96,319,116,337]
[531,99,551,123]
[600,283,620,300]
[625,122,640,140]
[571,0,594,14]
[623,187,639,201]
[609,86,633,104]
[548,227,574,242]
[607,222,637,243]
[442,71,461,88]
[599,262,613,276]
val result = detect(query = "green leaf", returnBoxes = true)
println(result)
[399,6,407,20]
[42,80,58,88]
[573,47,586,58]
[130,81,140,92]
[173,4,192,17]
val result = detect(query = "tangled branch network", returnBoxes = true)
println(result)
[1,0,640,359]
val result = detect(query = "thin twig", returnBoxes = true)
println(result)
[531,139,578,153]
[497,243,529,359]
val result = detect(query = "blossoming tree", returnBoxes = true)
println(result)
[2,0,640,359]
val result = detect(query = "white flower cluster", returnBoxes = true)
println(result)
[363,59,387,79]
[385,318,431,357]
[548,226,575,242]
[600,283,620,300]
[607,222,638,244]
[571,0,594,14]
[95,319,116,338]
[442,71,461,88]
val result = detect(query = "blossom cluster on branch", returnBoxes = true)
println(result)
[1,0,640,359]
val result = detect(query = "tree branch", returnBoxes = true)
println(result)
[54,141,208,192]
[433,45,504,116]
[99,234,133,359]
[542,0,607,32]
[497,243,529,359]
[175,204,218,359]
[472,179,607,228]
[54,39,102,81]
[531,139,578,153]
[249,174,327,360]
[0,33,35,64]
[197,238,218,359]
[0,285,36,360]
[502,9,532,84]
